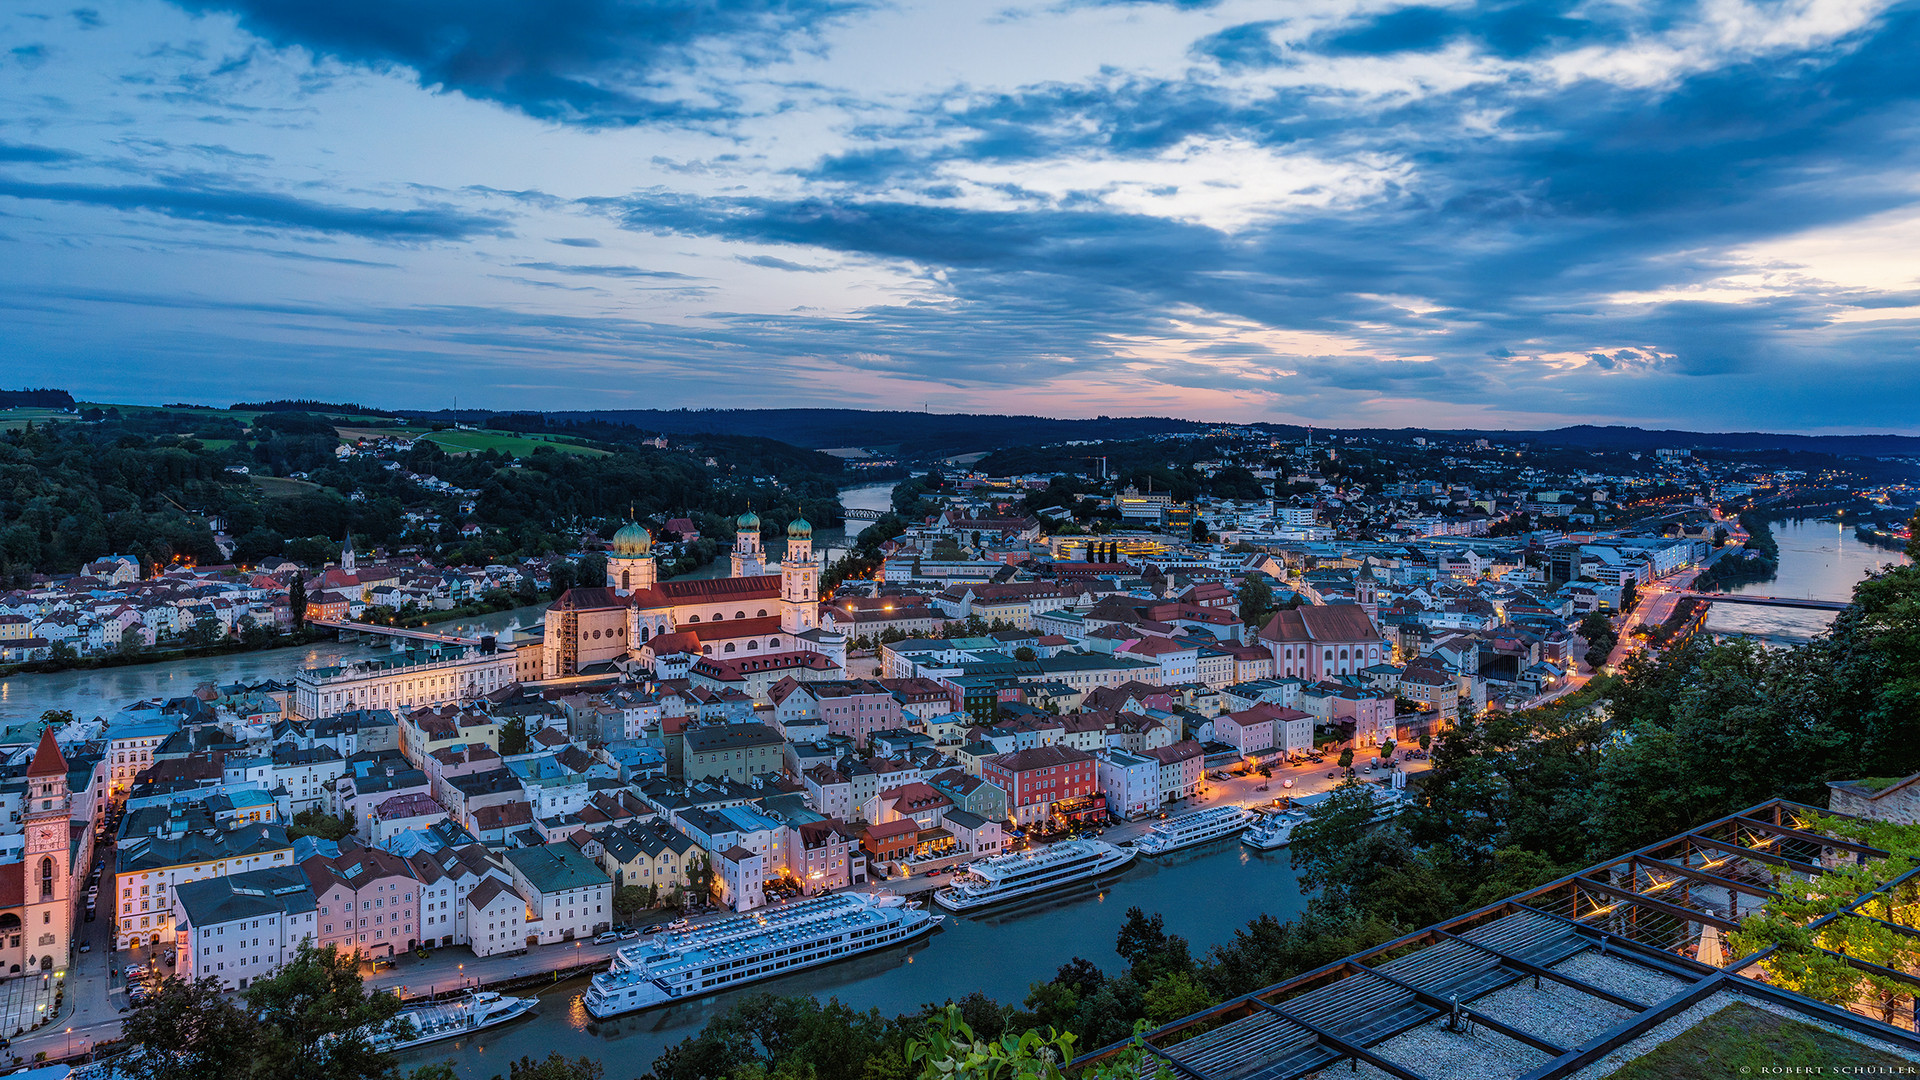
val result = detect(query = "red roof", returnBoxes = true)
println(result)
[26,726,66,778]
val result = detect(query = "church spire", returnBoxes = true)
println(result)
[26,724,66,778]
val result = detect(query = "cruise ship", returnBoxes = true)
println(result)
[1242,812,1305,851]
[1134,806,1255,855]
[372,990,536,1051]
[582,893,940,1019]
[934,838,1135,912]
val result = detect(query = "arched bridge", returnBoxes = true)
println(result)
[842,508,887,521]
[309,619,483,645]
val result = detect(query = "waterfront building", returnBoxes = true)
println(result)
[403,842,510,948]
[174,866,317,990]
[465,877,529,956]
[504,842,612,943]
[981,745,1097,826]
[303,840,421,961]
[292,645,517,721]
[1094,749,1161,819]
[788,818,864,893]
[1145,740,1205,803]
[592,819,696,895]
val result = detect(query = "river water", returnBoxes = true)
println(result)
[1704,518,1911,643]
[397,841,1307,1079]
[0,484,907,727]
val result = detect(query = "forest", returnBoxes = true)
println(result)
[0,406,849,581]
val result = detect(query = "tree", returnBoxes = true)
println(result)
[118,974,258,1080]
[499,1054,604,1080]
[287,807,351,842]
[1238,575,1276,629]
[499,715,529,756]
[613,885,651,924]
[1713,525,1730,548]
[1909,509,1919,560]
[245,943,407,1080]
[1337,747,1354,771]
[1013,646,1037,662]
[290,575,308,629]
[1190,519,1210,543]
[1114,907,1191,983]
[120,626,147,658]
[39,709,75,728]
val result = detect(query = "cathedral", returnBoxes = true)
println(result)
[542,512,844,680]
[0,729,75,976]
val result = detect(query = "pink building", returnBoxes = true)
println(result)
[303,841,421,961]
[1260,604,1387,680]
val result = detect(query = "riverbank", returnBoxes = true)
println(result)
[0,627,337,680]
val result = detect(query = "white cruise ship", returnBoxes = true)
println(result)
[1134,806,1255,855]
[934,838,1135,912]
[1242,812,1305,851]
[372,990,536,1051]
[582,893,940,1019]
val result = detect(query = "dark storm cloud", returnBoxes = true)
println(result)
[168,0,865,124]
[0,175,512,238]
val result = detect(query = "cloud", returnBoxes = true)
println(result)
[553,236,603,247]
[169,0,866,124]
[0,142,80,163]
[513,261,697,278]
[0,176,512,239]
[736,254,831,272]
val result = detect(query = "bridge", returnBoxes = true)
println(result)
[310,619,483,645]
[842,508,887,521]
[1676,592,1850,611]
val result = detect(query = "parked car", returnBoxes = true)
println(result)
[643,925,663,936]
[124,964,146,979]
[165,950,176,965]
[618,928,639,940]
[79,942,91,953]
[593,931,620,945]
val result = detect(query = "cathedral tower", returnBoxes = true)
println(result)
[781,518,819,634]
[607,521,656,597]
[730,511,765,578]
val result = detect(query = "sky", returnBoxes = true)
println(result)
[3,0,1919,432]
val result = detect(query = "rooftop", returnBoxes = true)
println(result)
[1076,798,1920,1080]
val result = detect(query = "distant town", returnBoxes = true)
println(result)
[0,399,1916,1071]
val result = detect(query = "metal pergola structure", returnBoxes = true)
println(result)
[1072,799,1920,1080]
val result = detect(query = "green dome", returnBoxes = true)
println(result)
[737,510,761,530]
[787,517,813,538]
[611,522,652,557]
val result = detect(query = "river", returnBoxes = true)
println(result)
[397,841,1307,1079]
[0,484,906,727]
[1704,517,1911,643]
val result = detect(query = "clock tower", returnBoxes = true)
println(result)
[21,727,71,973]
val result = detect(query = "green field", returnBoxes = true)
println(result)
[0,407,76,430]
[420,429,609,457]
[249,475,326,499]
